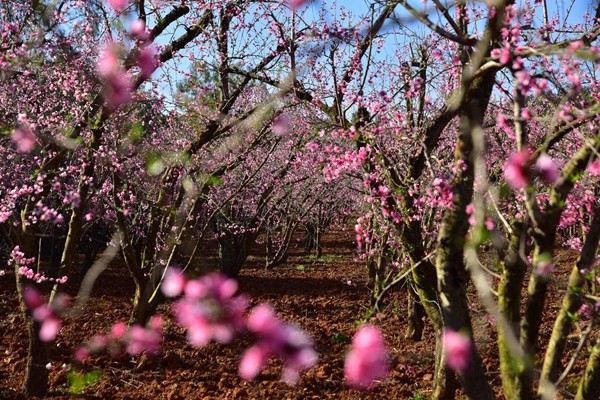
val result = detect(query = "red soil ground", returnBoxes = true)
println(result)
[0,230,593,399]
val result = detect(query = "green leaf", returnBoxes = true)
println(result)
[206,175,224,187]
[67,370,102,395]
[331,332,351,344]
[182,177,195,193]
[569,285,582,294]
[130,122,145,142]
[473,225,491,246]
[566,311,580,321]
[146,152,165,176]
[499,183,510,199]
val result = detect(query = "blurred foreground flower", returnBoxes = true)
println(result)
[239,303,317,384]
[442,329,471,373]
[11,128,37,153]
[75,316,163,361]
[169,271,247,347]
[344,324,389,389]
[97,45,132,108]
[504,149,559,189]
[23,286,68,342]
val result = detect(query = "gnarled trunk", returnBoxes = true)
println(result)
[218,231,254,278]
[129,276,163,326]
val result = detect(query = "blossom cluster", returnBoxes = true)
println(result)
[161,269,391,388]
[163,270,318,384]
[75,316,163,361]
[503,149,559,189]
[239,304,318,384]
[166,270,248,347]
[10,246,68,284]
[22,286,68,342]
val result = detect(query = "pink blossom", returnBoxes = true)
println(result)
[568,40,584,53]
[22,286,64,342]
[105,72,132,108]
[162,267,186,298]
[173,273,247,347]
[239,345,269,380]
[106,0,128,11]
[535,154,559,184]
[497,114,514,138]
[111,322,127,339]
[130,19,148,40]
[22,286,44,309]
[491,47,510,65]
[504,150,531,189]
[272,115,290,135]
[344,325,389,390]
[75,347,90,362]
[240,303,317,384]
[98,45,132,108]
[136,46,157,78]
[40,317,62,342]
[579,303,592,320]
[77,317,163,359]
[97,47,121,78]
[536,261,555,278]
[442,329,471,373]
[515,70,533,94]
[588,159,600,176]
[287,0,309,10]
[126,317,162,355]
[11,128,36,153]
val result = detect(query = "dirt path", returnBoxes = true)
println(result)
[0,230,589,399]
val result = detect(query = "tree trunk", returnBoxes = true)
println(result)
[432,336,459,400]
[314,223,322,258]
[434,54,497,398]
[576,337,600,400]
[405,282,425,341]
[519,141,598,396]
[539,205,600,397]
[304,224,315,254]
[219,232,252,278]
[129,276,162,326]
[497,222,530,399]
[265,220,297,269]
[14,237,51,398]
[23,317,49,397]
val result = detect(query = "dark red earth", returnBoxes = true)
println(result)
[0,231,592,399]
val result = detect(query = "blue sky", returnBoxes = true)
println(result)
[141,0,596,108]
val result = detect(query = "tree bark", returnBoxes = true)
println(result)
[405,282,426,341]
[497,222,530,399]
[519,139,599,395]
[129,277,162,326]
[219,231,255,278]
[538,205,600,397]
[23,318,49,397]
[576,337,600,400]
